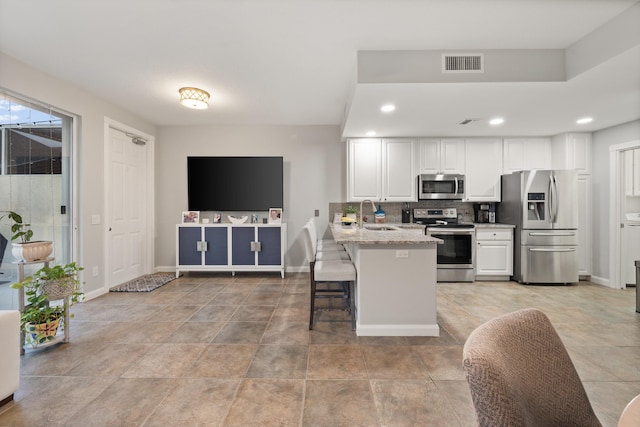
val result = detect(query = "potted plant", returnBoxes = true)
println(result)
[12,262,83,347]
[0,211,53,262]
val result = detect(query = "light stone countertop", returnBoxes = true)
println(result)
[330,223,441,245]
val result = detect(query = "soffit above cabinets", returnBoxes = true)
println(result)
[0,0,637,136]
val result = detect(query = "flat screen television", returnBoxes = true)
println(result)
[187,156,283,212]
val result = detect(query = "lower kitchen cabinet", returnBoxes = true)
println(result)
[475,226,513,281]
[176,223,286,277]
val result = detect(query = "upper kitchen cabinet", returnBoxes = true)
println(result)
[503,138,551,174]
[348,138,417,202]
[418,138,465,174]
[624,149,640,197]
[551,132,592,174]
[464,138,502,202]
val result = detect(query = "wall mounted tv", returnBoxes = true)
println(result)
[187,156,283,212]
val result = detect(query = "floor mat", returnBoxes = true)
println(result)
[109,272,178,292]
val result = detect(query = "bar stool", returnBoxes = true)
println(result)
[307,218,343,251]
[302,224,356,330]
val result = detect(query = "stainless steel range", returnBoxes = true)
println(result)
[414,208,475,282]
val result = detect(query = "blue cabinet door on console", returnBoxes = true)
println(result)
[204,227,228,265]
[232,227,255,265]
[258,227,282,265]
[178,227,202,265]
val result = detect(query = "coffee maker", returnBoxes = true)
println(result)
[401,203,411,223]
[474,203,496,223]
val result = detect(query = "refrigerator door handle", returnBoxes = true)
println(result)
[549,173,558,223]
[529,248,576,252]
[529,231,576,236]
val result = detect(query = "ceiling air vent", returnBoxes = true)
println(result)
[459,118,481,125]
[442,54,484,73]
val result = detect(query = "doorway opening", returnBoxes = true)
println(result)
[610,139,640,289]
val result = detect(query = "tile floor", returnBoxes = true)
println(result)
[0,273,638,426]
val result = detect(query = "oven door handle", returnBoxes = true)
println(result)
[428,230,475,235]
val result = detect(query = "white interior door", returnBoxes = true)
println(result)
[107,128,147,286]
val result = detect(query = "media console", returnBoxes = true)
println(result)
[176,223,286,278]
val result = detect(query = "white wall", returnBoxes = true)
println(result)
[591,119,640,282]
[0,52,157,295]
[155,125,344,271]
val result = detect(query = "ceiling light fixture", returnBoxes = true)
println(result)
[489,117,504,126]
[380,104,396,113]
[366,131,376,137]
[179,87,210,109]
[576,117,593,125]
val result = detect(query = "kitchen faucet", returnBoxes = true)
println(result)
[359,199,377,228]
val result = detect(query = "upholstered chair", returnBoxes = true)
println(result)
[463,308,602,427]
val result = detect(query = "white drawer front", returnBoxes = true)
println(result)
[476,229,512,241]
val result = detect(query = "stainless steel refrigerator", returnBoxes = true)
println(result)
[498,170,579,284]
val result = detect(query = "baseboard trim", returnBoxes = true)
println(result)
[355,323,440,337]
[590,275,613,288]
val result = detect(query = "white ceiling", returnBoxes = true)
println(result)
[0,0,638,138]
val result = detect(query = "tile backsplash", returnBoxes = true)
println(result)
[329,201,476,224]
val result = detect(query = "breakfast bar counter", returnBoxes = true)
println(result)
[330,224,441,336]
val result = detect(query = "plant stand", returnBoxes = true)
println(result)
[14,257,70,354]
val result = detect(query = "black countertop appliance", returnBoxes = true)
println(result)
[401,203,411,223]
[474,203,496,223]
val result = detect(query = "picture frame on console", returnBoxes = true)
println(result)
[268,208,282,224]
[182,211,200,224]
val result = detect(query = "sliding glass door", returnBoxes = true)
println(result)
[0,91,74,309]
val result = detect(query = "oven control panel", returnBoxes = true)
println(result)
[414,208,457,220]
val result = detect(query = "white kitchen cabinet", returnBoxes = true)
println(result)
[348,138,416,202]
[464,138,502,202]
[551,132,592,174]
[418,138,465,174]
[624,149,640,197]
[503,138,551,174]
[577,175,592,277]
[475,226,513,280]
[551,132,592,277]
[348,138,382,201]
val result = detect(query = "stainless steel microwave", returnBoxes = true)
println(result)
[418,174,465,200]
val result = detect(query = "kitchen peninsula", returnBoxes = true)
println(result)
[331,224,441,336]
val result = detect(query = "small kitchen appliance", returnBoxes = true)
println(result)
[474,203,496,223]
[418,174,465,200]
[414,208,475,282]
[401,203,411,223]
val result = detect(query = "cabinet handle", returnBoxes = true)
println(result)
[196,241,208,252]
[250,241,262,252]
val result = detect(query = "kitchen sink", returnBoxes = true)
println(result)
[363,225,401,231]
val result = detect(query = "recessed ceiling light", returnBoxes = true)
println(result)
[489,117,504,126]
[366,131,376,137]
[576,117,593,125]
[380,104,396,113]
